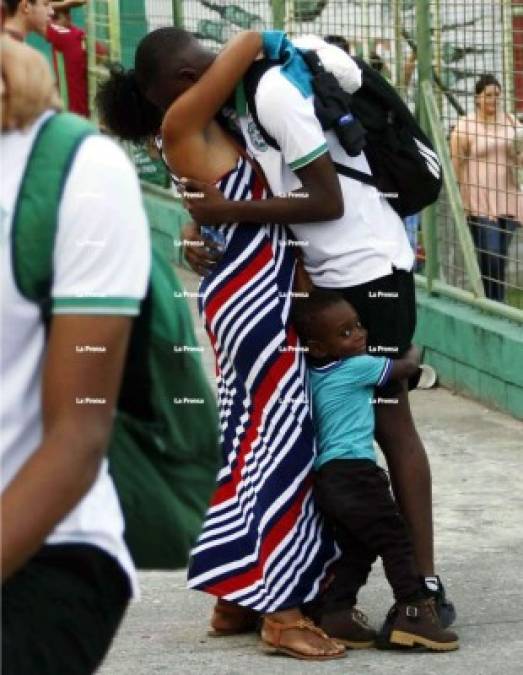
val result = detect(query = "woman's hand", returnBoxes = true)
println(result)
[1,35,62,131]
[181,178,231,225]
[181,220,224,277]
[293,254,314,295]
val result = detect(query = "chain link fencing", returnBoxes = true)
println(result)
[84,0,523,314]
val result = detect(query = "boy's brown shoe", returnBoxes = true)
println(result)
[388,598,459,652]
[318,607,377,649]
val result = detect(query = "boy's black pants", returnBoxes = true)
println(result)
[314,459,421,612]
[2,543,131,675]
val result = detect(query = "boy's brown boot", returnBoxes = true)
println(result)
[318,607,377,649]
[388,597,459,652]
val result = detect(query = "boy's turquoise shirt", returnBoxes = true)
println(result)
[309,354,392,469]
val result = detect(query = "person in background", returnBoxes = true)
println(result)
[451,74,522,301]
[4,0,105,116]
[46,0,91,116]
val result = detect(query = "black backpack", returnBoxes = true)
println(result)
[242,51,442,218]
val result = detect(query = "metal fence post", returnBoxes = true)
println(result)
[271,0,285,30]
[108,0,121,62]
[421,81,485,298]
[393,0,404,90]
[503,0,516,113]
[86,0,97,122]
[416,0,439,293]
[172,0,184,28]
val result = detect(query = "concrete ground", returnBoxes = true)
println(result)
[101,268,523,675]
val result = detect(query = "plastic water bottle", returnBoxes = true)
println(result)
[335,112,367,156]
[201,225,226,252]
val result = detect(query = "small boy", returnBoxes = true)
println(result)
[292,289,458,652]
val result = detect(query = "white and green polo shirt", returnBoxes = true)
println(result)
[0,111,150,593]
[235,37,414,289]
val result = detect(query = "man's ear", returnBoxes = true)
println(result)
[177,67,198,84]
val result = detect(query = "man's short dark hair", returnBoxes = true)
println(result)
[134,27,195,92]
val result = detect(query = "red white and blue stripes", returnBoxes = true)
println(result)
[186,156,338,612]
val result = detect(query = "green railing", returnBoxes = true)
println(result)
[85,0,523,324]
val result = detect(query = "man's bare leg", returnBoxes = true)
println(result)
[374,383,434,576]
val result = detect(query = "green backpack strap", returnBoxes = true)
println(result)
[11,112,97,313]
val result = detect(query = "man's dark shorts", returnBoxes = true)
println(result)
[327,268,416,396]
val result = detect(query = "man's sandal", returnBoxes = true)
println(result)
[261,616,347,660]
[208,599,259,637]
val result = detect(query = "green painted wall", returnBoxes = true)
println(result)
[415,287,523,419]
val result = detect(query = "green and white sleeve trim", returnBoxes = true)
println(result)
[52,296,141,315]
[289,143,328,171]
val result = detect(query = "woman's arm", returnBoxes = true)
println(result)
[181,153,344,225]
[162,31,262,144]
[450,121,469,184]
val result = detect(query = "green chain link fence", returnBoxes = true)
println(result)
[84,0,523,321]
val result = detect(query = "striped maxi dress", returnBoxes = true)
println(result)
[186,153,338,613]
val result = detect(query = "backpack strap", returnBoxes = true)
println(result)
[11,112,97,316]
[332,162,377,187]
[242,60,281,151]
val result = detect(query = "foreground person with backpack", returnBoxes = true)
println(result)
[1,57,151,675]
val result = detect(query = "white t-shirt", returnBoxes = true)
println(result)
[235,39,414,287]
[0,112,151,594]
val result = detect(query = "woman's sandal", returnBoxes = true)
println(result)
[208,599,260,637]
[261,616,347,660]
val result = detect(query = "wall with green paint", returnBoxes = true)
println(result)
[415,288,523,420]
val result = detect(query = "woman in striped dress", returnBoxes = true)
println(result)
[98,28,344,660]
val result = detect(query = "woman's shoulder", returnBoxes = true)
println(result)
[502,111,520,127]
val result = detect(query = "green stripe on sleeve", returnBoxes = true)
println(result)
[52,296,141,315]
[289,143,329,171]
